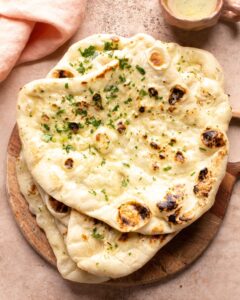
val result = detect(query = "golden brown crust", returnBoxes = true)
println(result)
[117,201,151,230]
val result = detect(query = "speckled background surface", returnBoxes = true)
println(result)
[0,1,240,299]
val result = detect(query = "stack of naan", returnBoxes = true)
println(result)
[16,33,231,283]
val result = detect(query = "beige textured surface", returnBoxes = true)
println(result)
[0,0,240,299]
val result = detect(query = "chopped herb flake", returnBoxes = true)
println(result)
[119,75,126,83]
[88,189,97,196]
[91,228,104,240]
[79,45,96,58]
[119,58,131,70]
[42,134,52,142]
[136,65,146,75]
[101,189,109,201]
[43,124,50,131]
[139,89,148,97]
[63,144,74,153]
[112,104,119,112]
[163,166,172,171]
[124,97,132,104]
[121,177,129,187]
[77,62,86,74]
[104,41,118,51]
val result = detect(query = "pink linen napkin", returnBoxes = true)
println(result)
[0,0,87,82]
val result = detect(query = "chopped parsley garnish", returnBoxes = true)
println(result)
[121,177,129,187]
[101,189,109,201]
[123,163,130,168]
[104,84,119,93]
[119,58,131,70]
[139,89,148,97]
[64,82,69,89]
[75,108,87,116]
[65,94,74,103]
[199,147,207,152]
[91,228,104,240]
[42,134,52,142]
[104,41,118,51]
[163,166,172,171]
[42,124,50,131]
[77,62,86,74]
[107,119,115,129]
[101,158,106,166]
[190,171,196,176]
[56,109,65,116]
[124,97,132,104]
[112,104,119,112]
[107,242,118,251]
[136,65,146,75]
[86,117,102,128]
[89,87,94,94]
[89,189,97,196]
[63,144,74,153]
[119,75,126,83]
[104,84,119,100]
[79,45,96,58]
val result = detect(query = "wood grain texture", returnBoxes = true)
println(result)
[6,125,240,286]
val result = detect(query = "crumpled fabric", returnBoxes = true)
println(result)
[0,0,87,82]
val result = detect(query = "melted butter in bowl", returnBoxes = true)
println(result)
[167,0,219,20]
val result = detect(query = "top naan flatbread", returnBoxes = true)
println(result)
[17,34,231,234]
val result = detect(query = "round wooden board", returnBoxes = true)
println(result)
[6,125,240,286]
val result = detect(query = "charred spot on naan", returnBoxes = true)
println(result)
[94,132,111,154]
[27,183,38,196]
[193,168,214,198]
[175,151,185,163]
[148,47,168,70]
[201,128,226,148]
[148,87,158,98]
[150,141,160,150]
[157,185,185,213]
[48,196,70,214]
[92,93,104,110]
[64,158,74,169]
[168,85,186,105]
[118,233,129,242]
[51,69,74,78]
[117,201,151,230]
[117,121,127,134]
[149,234,168,244]
[41,114,50,122]
[81,234,88,241]
[68,122,80,134]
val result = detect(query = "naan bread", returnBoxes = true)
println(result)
[39,191,175,278]
[65,210,174,278]
[17,34,231,234]
[17,153,175,279]
[16,154,108,283]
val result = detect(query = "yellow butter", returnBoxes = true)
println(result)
[167,0,218,20]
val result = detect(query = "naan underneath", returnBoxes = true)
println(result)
[17,154,175,279]
[16,154,108,283]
